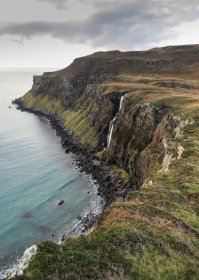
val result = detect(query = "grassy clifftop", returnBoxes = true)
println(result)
[14,45,199,279]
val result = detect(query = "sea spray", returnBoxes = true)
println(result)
[0,245,37,279]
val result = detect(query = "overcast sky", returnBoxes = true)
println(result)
[0,0,199,68]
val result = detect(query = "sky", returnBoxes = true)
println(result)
[0,0,199,68]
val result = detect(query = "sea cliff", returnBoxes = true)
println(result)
[12,45,199,279]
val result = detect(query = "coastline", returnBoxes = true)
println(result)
[12,98,130,209]
[0,97,108,279]
[2,96,131,278]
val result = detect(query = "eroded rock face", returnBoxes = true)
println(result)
[33,76,51,85]
[26,45,199,190]
[75,85,127,146]
[107,102,161,184]
[105,101,184,186]
[29,73,185,188]
[146,60,175,68]
[31,77,127,147]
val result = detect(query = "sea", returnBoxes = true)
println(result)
[0,69,103,278]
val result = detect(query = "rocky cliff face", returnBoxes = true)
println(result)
[20,45,199,190]
[107,101,186,186]
[14,45,199,280]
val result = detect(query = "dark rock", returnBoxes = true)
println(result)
[58,200,64,205]
[55,200,64,206]
[61,236,65,242]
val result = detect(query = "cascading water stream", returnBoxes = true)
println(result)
[119,95,125,111]
[107,94,128,147]
[107,116,117,147]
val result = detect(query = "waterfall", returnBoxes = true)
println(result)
[107,94,128,147]
[119,95,124,111]
[119,94,128,111]
[107,116,117,147]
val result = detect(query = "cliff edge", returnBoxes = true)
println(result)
[13,45,199,279]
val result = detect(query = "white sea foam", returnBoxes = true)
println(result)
[0,245,37,279]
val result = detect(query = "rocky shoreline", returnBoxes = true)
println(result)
[12,98,131,235]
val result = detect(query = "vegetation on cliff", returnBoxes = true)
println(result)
[13,45,199,279]
[22,93,100,148]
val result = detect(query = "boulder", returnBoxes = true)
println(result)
[55,199,64,206]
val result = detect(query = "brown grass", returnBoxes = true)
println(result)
[102,208,132,229]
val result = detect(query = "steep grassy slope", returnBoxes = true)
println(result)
[21,92,100,148]
[13,45,199,279]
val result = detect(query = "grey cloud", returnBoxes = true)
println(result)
[36,0,67,9]
[35,0,95,9]
[35,0,123,9]
[1,0,199,49]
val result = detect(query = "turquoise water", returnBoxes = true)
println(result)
[0,69,102,275]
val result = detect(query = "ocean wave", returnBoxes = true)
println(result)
[57,179,76,191]
[0,245,37,280]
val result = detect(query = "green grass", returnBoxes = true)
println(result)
[96,148,110,160]
[22,92,99,148]
[62,110,99,147]
[13,210,199,280]
[112,165,130,183]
